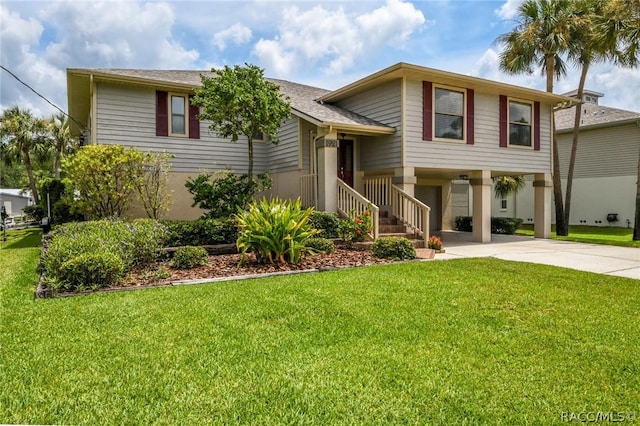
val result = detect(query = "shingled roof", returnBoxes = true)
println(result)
[74,68,393,131]
[555,101,640,131]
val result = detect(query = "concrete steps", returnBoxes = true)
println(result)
[377,211,425,248]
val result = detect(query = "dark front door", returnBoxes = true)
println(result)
[337,139,354,187]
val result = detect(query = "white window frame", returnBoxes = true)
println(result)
[432,84,466,143]
[500,198,508,211]
[507,98,533,149]
[169,93,188,137]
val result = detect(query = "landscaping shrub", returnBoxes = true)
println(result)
[454,216,523,235]
[427,235,443,250]
[338,209,373,244]
[185,170,272,219]
[162,218,237,247]
[308,211,341,239]
[455,216,473,232]
[371,237,416,260]
[171,246,209,269]
[41,219,167,291]
[305,237,335,254]
[492,217,523,235]
[56,252,125,291]
[235,198,319,265]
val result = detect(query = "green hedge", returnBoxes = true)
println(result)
[454,216,523,235]
[41,219,167,291]
[307,211,341,239]
[305,237,336,254]
[161,218,237,247]
[171,246,209,269]
[371,237,416,260]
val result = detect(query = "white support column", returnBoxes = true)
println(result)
[441,181,453,231]
[317,132,338,212]
[470,170,492,243]
[392,167,416,196]
[533,173,552,238]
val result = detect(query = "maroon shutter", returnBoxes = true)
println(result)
[423,81,432,141]
[156,91,168,137]
[499,95,508,147]
[533,101,540,151]
[466,88,474,145]
[188,95,200,139]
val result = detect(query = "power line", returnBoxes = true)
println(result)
[0,64,86,130]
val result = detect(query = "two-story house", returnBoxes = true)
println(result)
[67,63,575,243]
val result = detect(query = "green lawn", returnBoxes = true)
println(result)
[2,230,639,424]
[518,224,640,248]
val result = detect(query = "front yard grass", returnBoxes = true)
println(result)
[518,224,640,248]
[2,230,638,424]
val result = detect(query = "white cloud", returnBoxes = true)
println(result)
[253,0,425,78]
[40,1,199,69]
[495,0,523,21]
[212,23,253,51]
[0,5,64,117]
[470,48,640,112]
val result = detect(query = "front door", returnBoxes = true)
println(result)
[337,139,354,187]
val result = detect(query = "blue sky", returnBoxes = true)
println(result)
[1,0,639,117]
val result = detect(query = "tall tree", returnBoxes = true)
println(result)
[191,64,291,179]
[0,107,49,204]
[564,0,639,229]
[497,0,574,236]
[47,113,78,178]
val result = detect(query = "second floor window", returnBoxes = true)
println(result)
[434,88,464,140]
[509,101,532,147]
[171,94,187,136]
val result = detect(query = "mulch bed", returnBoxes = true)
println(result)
[123,248,395,288]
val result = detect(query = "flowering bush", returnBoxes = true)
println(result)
[427,235,443,250]
[338,209,373,244]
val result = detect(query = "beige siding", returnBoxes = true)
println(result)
[557,123,640,178]
[267,117,299,172]
[404,79,553,174]
[95,83,268,174]
[337,80,402,171]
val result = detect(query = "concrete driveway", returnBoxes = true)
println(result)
[434,231,640,280]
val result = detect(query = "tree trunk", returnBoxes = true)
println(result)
[54,152,61,179]
[634,143,640,240]
[564,62,589,229]
[546,54,568,236]
[247,138,254,179]
[22,148,40,205]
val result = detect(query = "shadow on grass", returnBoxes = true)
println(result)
[0,228,42,250]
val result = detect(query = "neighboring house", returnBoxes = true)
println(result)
[0,189,33,218]
[488,89,640,228]
[67,63,575,242]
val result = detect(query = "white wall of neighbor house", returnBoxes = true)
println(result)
[491,176,636,227]
[490,123,640,227]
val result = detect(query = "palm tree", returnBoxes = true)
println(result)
[497,0,574,236]
[47,113,78,178]
[564,0,639,229]
[493,175,527,199]
[0,107,49,205]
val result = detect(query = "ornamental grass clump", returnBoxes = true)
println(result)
[235,198,319,265]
